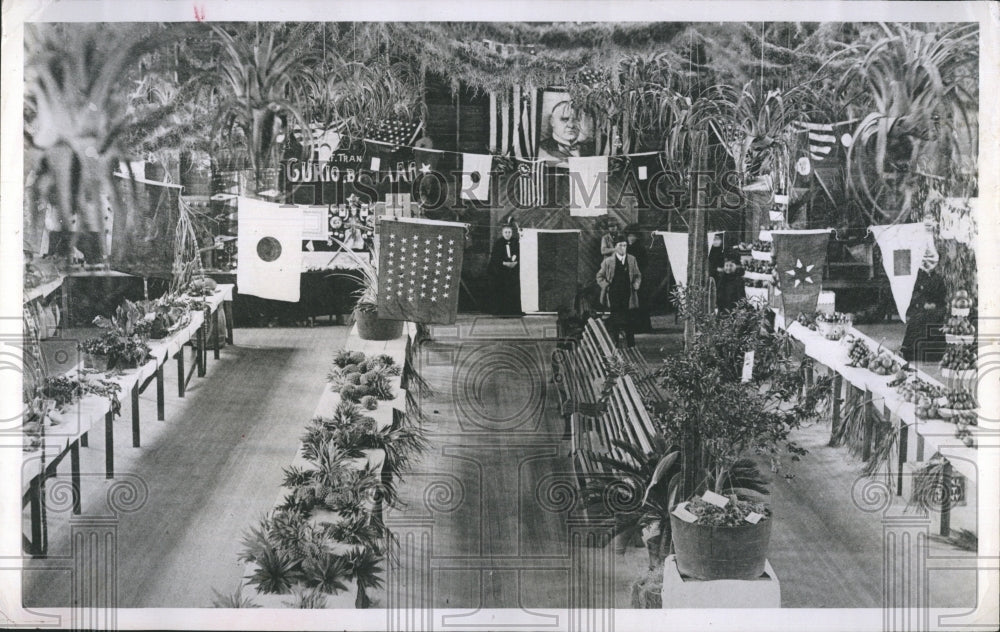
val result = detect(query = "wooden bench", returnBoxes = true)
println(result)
[551,318,661,510]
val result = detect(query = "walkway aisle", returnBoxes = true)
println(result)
[23,326,349,608]
[385,316,591,617]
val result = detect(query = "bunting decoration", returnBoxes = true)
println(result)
[519,229,578,313]
[870,223,933,322]
[461,153,494,202]
[794,121,837,162]
[516,159,547,207]
[568,155,608,216]
[771,229,832,318]
[654,231,724,286]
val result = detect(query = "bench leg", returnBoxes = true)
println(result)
[131,383,141,448]
[156,364,165,420]
[70,440,81,515]
[105,410,114,479]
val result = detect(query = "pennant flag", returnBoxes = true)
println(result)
[655,231,723,286]
[377,217,465,325]
[771,229,831,319]
[237,197,304,302]
[414,147,442,176]
[461,153,493,202]
[519,229,579,313]
[794,121,837,161]
[568,155,608,216]
[870,223,933,322]
[516,159,547,207]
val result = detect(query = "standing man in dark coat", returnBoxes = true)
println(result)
[488,224,523,316]
[596,235,642,348]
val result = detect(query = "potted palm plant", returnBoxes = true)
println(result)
[327,236,403,341]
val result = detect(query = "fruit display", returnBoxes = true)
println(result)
[954,414,976,447]
[845,336,875,367]
[941,316,975,337]
[896,377,944,404]
[795,312,818,332]
[186,276,218,297]
[866,351,902,376]
[938,388,977,419]
[940,345,976,372]
[950,290,973,315]
[743,259,774,275]
[815,312,852,340]
[751,240,772,252]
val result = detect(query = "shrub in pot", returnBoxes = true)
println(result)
[651,287,830,580]
[326,237,404,341]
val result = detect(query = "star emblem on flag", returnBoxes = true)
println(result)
[784,258,815,287]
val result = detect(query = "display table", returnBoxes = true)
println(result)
[661,555,780,608]
[242,321,416,608]
[22,284,234,557]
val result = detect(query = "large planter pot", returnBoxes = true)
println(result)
[355,309,404,341]
[670,513,772,580]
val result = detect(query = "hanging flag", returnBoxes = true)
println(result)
[377,217,466,324]
[519,229,579,313]
[654,231,723,286]
[870,223,933,322]
[368,119,423,149]
[794,121,837,161]
[568,156,608,216]
[461,153,493,202]
[516,159,547,207]
[771,229,831,319]
[237,197,304,302]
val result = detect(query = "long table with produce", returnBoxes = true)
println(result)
[779,313,980,533]
[236,322,417,609]
[22,284,234,556]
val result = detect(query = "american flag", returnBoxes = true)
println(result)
[517,159,546,207]
[368,119,423,149]
[377,217,466,325]
[794,121,837,161]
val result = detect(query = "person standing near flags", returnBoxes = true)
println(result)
[596,235,642,348]
[488,224,523,316]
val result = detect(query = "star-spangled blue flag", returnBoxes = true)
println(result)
[377,217,466,325]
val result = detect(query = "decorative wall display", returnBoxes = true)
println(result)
[538,90,595,166]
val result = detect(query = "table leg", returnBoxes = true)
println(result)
[862,390,874,463]
[197,326,206,378]
[223,300,234,344]
[176,348,185,397]
[897,422,909,496]
[939,461,953,537]
[829,373,843,446]
[131,382,141,448]
[105,410,114,479]
[29,475,46,556]
[70,440,81,515]
[156,364,165,420]
[81,431,89,448]
[213,308,221,360]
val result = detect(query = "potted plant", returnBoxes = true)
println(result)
[652,287,829,580]
[83,299,152,370]
[327,235,403,341]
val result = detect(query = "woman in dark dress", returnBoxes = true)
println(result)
[488,224,523,316]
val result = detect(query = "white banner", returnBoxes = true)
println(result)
[237,197,304,302]
[519,229,540,313]
[654,231,722,286]
[870,223,931,322]
[568,156,608,216]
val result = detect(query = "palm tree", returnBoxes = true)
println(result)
[828,23,978,223]
[24,23,179,257]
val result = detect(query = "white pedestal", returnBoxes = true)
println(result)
[661,554,780,608]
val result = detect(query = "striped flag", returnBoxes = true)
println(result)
[519,229,579,313]
[794,121,837,161]
[516,159,546,207]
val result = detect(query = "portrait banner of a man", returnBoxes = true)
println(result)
[537,89,595,166]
